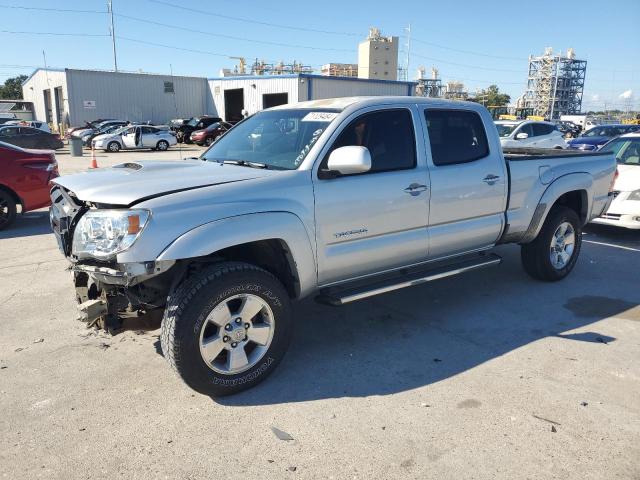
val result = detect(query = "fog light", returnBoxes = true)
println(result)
[633,216,640,222]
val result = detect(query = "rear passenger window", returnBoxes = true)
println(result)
[532,123,554,136]
[327,109,416,174]
[425,110,489,166]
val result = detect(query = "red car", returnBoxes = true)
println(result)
[0,141,59,230]
[189,121,233,146]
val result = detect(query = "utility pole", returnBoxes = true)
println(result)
[108,0,118,72]
[404,24,411,82]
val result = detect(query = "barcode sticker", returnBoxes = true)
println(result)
[301,112,339,122]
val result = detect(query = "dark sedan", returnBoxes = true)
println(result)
[568,124,640,151]
[0,125,63,150]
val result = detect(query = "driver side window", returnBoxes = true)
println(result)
[321,109,416,176]
[517,123,533,137]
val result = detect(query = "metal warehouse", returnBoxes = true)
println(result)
[22,69,416,129]
[22,68,211,129]
[207,74,416,122]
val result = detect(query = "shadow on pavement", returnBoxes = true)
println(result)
[215,246,637,407]
[0,211,52,239]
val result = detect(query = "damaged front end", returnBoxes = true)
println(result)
[50,185,176,333]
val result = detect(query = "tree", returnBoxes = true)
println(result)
[0,75,28,100]
[472,84,511,107]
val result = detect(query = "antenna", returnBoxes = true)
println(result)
[107,0,118,72]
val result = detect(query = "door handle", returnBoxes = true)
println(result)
[404,183,428,196]
[483,174,500,185]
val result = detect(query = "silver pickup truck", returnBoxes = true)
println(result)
[50,97,616,395]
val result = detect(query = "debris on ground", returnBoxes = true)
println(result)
[33,338,44,344]
[97,342,110,350]
[551,425,557,433]
[581,401,588,407]
[14,347,25,352]
[287,466,297,472]
[420,402,431,407]
[532,414,561,426]
[271,427,294,441]
[433,358,442,363]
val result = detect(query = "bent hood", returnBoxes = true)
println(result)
[52,160,279,205]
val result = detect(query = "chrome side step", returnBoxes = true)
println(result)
[316,253,502,306]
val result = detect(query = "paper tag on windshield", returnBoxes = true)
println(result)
[301,112,338,122]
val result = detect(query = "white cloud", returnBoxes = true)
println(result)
[619,89,633,99]
[591,94,600,101]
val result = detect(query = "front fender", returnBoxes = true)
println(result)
[156,212,317,298]
[521,172,592,243]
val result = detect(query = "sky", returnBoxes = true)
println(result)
[1,0,638,111]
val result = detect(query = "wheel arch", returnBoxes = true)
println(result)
[156,212,317,299]
[521,173,592,243]
[0,183,23,210]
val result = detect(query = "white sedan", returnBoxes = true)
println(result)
[592,133,640,229]
[496,120,567,149]
[92,125,177,152]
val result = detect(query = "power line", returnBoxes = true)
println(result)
[145,0,361,37]
[0,29,108,37]
[0,4,106,14]
[114,13,353,52]
[118,36,232,58]
[411,52,522,73]
[411,37,524,61]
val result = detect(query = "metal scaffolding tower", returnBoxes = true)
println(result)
[415,66,443,98]
[524,48,587,120]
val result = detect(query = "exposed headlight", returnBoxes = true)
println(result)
[628,189,640,201]
[72,209,150,259]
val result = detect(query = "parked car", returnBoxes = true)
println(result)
[66,119,116,138]
[568,124,640,151]
[591,133,640,229]
[0,125,63,150]
[4,120,51,133]
[50,97,616,396]
[553,120,581,138]
[190,121,233,146]
[495,120,567,149]
[172,116,222,143]
[0,141,59,230]
[92,125,177,152]
[71,120,129,139]
[82,124,131,147]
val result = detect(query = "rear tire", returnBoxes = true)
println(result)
[0,189,17,230]
[521,206,582,281]
[161,262,292,396]
[107,141,120,152]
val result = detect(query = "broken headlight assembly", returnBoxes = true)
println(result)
[72,209,150,260]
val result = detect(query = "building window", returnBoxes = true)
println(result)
[164,81,175,93]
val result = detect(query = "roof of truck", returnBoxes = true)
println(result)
[271,96,481,111]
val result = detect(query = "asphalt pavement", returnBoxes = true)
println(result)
[0,147,638,479]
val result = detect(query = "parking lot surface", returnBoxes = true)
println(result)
[1,148,639,479]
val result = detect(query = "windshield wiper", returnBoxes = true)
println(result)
[220,159,268,169]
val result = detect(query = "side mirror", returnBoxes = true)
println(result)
[515,132,529,140]
[327,146,372,175]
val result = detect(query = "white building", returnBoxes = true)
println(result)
[207,74,415,122]
[22,68,210,129]
[357,28,399,81]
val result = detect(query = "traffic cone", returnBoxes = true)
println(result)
[90,148,98,169]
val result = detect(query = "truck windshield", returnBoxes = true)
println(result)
[496,124,517,137]
[201,109,339,170]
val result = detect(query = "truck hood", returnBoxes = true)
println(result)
[52,160,278,205]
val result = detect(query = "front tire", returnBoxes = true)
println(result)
[107,141,120,152]
[156,140,169,151]
[0,189,17,230]
[160,262,292,396]
[521,206,582,281]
